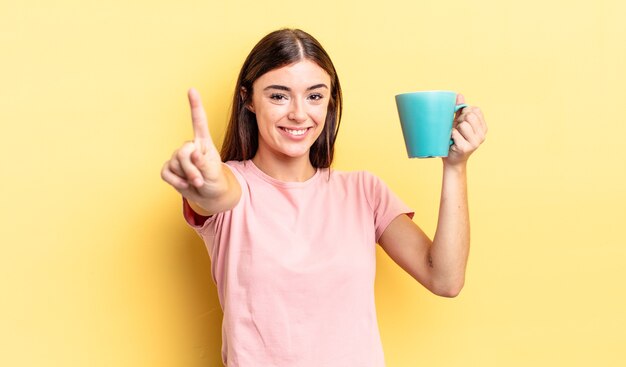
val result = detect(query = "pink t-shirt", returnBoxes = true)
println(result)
[183,160,413,367]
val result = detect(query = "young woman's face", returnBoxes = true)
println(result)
[249,59,331,162]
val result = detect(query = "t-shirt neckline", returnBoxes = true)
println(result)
[246,159,322,188]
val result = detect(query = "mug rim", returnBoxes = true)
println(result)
[395,90,457,97]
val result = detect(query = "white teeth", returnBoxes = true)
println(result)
[283,128,307,136]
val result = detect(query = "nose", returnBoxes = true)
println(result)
[288,100,307,123]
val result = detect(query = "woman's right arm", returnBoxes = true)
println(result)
[160,88,241,216]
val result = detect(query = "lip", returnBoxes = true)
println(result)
[277,126,313,140]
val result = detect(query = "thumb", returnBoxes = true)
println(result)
[191,147,208,172]
[191,148,222,183]
[455,93,466,120]
[456,93,465,105]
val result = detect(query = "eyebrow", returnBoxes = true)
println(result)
[263,83,328,92]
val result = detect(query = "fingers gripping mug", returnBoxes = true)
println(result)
[395,90,467,158]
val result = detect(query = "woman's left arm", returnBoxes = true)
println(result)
[379,94,487,297]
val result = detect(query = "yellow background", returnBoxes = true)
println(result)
[2,0,625,365]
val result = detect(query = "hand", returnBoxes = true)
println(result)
[444,94,488,167]
[161,88,225,205]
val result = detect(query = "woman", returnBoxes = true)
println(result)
[161,28,486,367]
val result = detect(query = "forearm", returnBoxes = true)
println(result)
[429,162,470,296]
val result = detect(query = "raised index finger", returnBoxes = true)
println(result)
[188,88,211,140]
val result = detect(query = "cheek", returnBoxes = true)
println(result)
[266,106,288,123]
[313,105,329,124]
[257,109,283,128]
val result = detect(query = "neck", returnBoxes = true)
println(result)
[252,151,316,182]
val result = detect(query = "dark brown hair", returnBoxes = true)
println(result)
[220,28,342,168]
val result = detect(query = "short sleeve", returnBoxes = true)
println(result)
[181,162,247,237]
[182,197,214,233]
[362,171,414,242]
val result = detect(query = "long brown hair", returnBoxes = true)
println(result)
[220,28,343,168]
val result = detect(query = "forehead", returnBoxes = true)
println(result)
[254,59,331,88]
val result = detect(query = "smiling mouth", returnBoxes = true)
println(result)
[279,127,311,136]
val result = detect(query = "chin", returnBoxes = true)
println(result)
[281,149,312,159]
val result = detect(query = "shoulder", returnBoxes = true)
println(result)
[328,168,379,182]
[224,160,254,182]
[328,168,383,189]
[324,169,387,201]
[224,159,247,173]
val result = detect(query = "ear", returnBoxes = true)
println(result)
[240,87,255,113]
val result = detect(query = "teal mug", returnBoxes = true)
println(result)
[395,90,467,158]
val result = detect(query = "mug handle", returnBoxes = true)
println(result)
[450,103,468,146]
